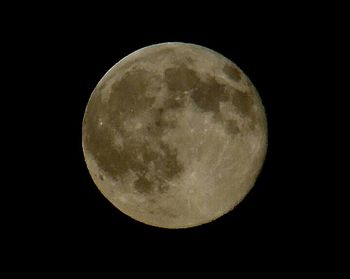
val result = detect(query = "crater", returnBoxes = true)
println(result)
[223,63,241,82]
[164,64,200,91]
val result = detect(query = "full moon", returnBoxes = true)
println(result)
[82,42,267,229]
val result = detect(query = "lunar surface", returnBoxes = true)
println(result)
[82,42,267,228]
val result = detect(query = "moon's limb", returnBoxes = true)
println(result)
[82,42,267,228]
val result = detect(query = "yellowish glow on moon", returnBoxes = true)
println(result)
[82,42,267,228]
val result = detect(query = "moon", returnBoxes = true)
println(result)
[82,42,267,229]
